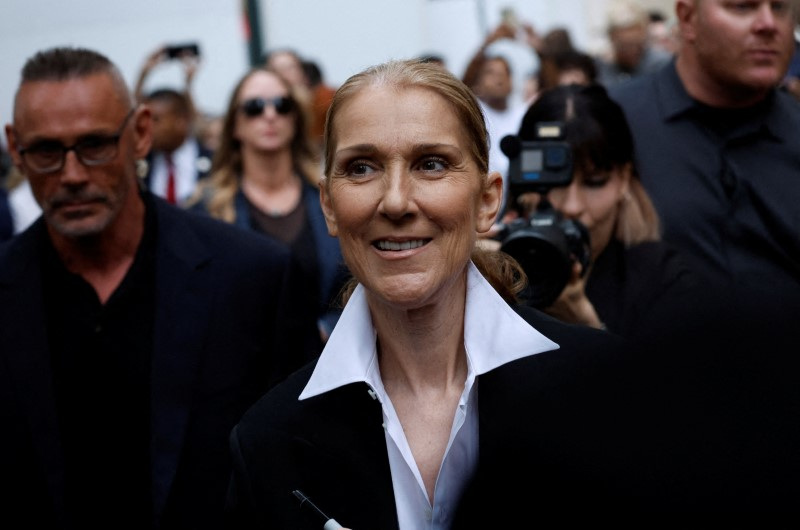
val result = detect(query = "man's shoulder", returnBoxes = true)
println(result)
[607,70,656,103]
[153,197,290,264]
[0,219,45,276]
[772,88,800,125]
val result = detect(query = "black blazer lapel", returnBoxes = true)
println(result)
[291,384,399,529]
[149,201,215,521]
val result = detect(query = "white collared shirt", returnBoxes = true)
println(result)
[300,261,559,529]
[149,139,210,203]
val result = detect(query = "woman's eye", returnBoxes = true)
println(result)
[347,161,375,176]
[583,174,610,188]
[418,157,447,172]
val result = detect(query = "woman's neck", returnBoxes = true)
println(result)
[240,147,296,190]
[370,284,468,395]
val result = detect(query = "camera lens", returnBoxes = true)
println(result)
[500,212,591,309]
[500,216,573,309]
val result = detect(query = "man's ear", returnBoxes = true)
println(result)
[476,170,503,234]
[132,105,153,159]
[319,179,338,237]
[4,124,23,170]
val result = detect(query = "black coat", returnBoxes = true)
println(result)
[0,195,321,529]
[586,239,698,338]
[225,306,625,529]
[228,298,800,527]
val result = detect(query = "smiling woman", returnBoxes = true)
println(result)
[225,59,624,529]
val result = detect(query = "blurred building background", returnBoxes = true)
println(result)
[0,0,673,124]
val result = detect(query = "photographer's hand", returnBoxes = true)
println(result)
[544,262,604,330]
[134,46,168,103]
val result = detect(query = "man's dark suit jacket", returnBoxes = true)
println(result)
[0,195,320,529]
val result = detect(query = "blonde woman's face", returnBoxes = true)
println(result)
[321,85,501,310]
[233,71,296,154]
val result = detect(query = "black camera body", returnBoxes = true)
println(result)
[499,123,591,309]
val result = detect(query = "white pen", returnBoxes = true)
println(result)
[292,489,344,530]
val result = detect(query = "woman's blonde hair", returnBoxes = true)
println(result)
[191,67,319,222]
[323,59,490,178]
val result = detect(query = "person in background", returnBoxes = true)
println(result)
[529,48,598,101]
[0,188,11,241]
[5,165,41,234]
[462,23,528,220]
[781,7,800,100]
[595,0,672,88]
[521,25,578,102]
[302,58,336,152]
[194,110,224,152]
[263,49,316,141]
[510,83,696,338]
[139,88,213,205]
[224,58,623,529]
[0,143,13,240]
[134,46,213,205]
[0,46,318,529]
[647,9,680,55]
[609,0,800,318]
[189,67,347,342]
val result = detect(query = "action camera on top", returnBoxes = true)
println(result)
[497,122,591,309]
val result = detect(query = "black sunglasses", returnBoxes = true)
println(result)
[239,96,295,117]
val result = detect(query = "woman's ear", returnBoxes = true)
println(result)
[319,179,338,237]
[477,171,503,233]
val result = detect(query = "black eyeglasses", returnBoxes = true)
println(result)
[239,96,295,117]
[17,109,136,175]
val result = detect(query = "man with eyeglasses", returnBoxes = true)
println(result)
[0,46,321,529]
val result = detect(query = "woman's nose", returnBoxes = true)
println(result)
[378,168,414,219]
[558,182,585,218]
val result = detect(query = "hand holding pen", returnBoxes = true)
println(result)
[292,489,347,530]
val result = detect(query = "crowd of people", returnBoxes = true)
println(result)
[1,0,799,528]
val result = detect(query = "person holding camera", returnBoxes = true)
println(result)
[508,83,697,338]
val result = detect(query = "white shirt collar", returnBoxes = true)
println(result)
[299,261,559,400]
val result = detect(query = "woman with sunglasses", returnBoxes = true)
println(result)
[190,67,348,345]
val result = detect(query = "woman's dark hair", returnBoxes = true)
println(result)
[517,83,659,244]
[519,83,633,176]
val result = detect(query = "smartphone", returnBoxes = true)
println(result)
[500,7,519,31]
[165,43,200,59]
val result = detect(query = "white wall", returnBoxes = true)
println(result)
[1,0,670,131]
[0,0,248,124]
